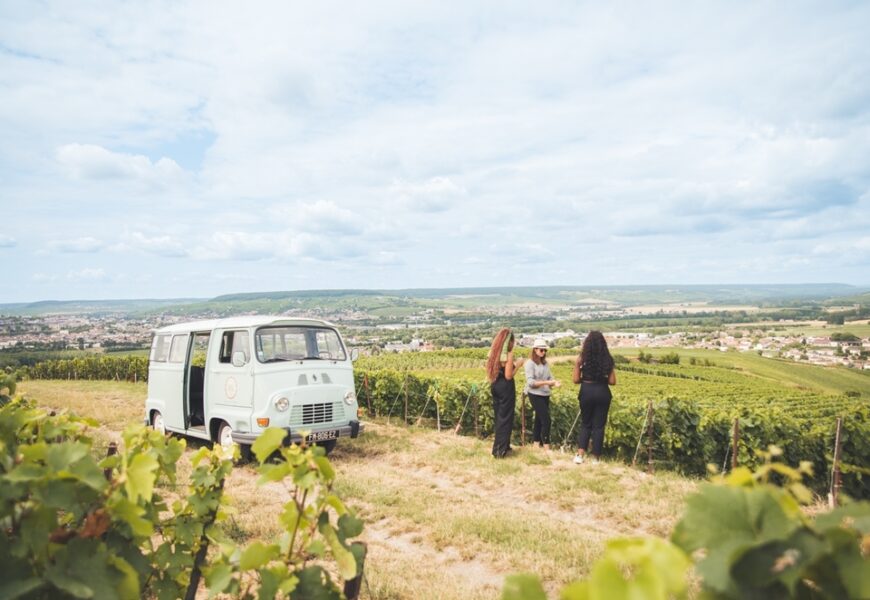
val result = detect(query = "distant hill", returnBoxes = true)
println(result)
[2,284,866,317]
[0,298,204,316]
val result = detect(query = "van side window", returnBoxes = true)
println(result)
[168,335,188,363]
[219,330,250,364]
[150,335,171,362]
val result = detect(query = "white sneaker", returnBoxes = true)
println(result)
[573,454,584,464]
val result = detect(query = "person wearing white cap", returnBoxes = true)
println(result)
[524,339,560,450]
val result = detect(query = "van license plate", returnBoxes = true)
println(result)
[308,430,338,442]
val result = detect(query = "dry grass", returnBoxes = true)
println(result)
[19,380,699,599]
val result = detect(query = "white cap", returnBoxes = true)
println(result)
[532,339,548,348]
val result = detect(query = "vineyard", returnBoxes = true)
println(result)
[351,349,870,499]
[20,348,870,498]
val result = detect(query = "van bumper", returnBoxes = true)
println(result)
[231,420,364,446]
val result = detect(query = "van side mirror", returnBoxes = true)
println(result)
[232,351,247,367]
[350,348,359,362]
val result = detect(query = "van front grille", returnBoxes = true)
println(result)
[290,401,345,427]
[303,402,333,425]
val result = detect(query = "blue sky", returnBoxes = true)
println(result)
[2,1,869,302]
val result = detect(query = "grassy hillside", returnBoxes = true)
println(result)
[17,379,696,599]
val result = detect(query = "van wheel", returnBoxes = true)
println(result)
[217,422,234,451]
[317,440,337,455]
[151,411,166,435]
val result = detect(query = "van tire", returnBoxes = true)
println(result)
[217,421,234,450]
[215,421,252,462]
[151,411,166,435]
[317,440,337,455]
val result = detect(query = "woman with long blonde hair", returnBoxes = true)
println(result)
[485,328,520,458]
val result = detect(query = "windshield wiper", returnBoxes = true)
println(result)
[302,356,323,360]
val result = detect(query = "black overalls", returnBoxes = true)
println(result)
[491,366,516,458]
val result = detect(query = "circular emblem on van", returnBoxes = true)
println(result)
[225,377,238,400]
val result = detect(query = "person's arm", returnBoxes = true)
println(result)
[505,350,516,380]
[572,358,582,384]
[608,369,617,386]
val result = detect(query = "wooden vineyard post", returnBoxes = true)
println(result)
[474,394,479,437]
[403,375,409,426]
[520,393,526,446]
[436,403,441,432]
[830,417,843,508]
[646,402,655,474]
[343,542,367,600]
[104,442,118,480]
[731,418,740,471]
[363,374,372,416]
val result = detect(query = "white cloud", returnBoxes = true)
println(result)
[391,177,466,213]
[193,231,279,262]
[48,236,104,253]
[295,201,363,235]
[56,143,184,187]
[121,231,188,258]
[0,234,17,247]
[66,268,107,282]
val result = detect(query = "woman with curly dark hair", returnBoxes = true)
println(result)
[485,328,520,458]
[572,331,616,464]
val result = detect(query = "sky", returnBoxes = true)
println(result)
[1,1,869,302]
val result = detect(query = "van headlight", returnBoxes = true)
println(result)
[274,396,290,412]
[344,390,356,406]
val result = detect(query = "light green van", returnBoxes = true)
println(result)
[144,316,363,455]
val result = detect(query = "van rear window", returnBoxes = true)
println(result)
[150,334,171,362]
[255,326,346,362]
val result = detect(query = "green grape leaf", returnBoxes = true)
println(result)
[291,566,340,600]
[44,539,121,600]
[338,513,364,540]
[0,579,45,600]
[45,441,90,472]
[239,541,279,570]
[258,461,291,483]
[68,457,109,492]
[502,574,548,600]
[109,498,153,537]
[204,563,234,596]
[559,580,589,600]
[252,428,287,463]
[313,456,335,481]
[124,453,159,503]
[318,521,357,580]
[107,555,140,600]
[731,528,825,595]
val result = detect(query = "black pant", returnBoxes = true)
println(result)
[528,393,551,445]
[577,382,612,456]
[491,378,516,457]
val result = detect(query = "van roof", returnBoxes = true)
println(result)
[153,316,338,334]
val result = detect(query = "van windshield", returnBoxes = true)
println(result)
[255,326,347,362]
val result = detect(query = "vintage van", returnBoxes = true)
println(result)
[144,316,363,454]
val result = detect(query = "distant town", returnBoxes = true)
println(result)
[2,305,868,371]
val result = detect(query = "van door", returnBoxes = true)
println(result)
[210,329,254,410]
[162,334,188,430]
[186,332,210,430]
